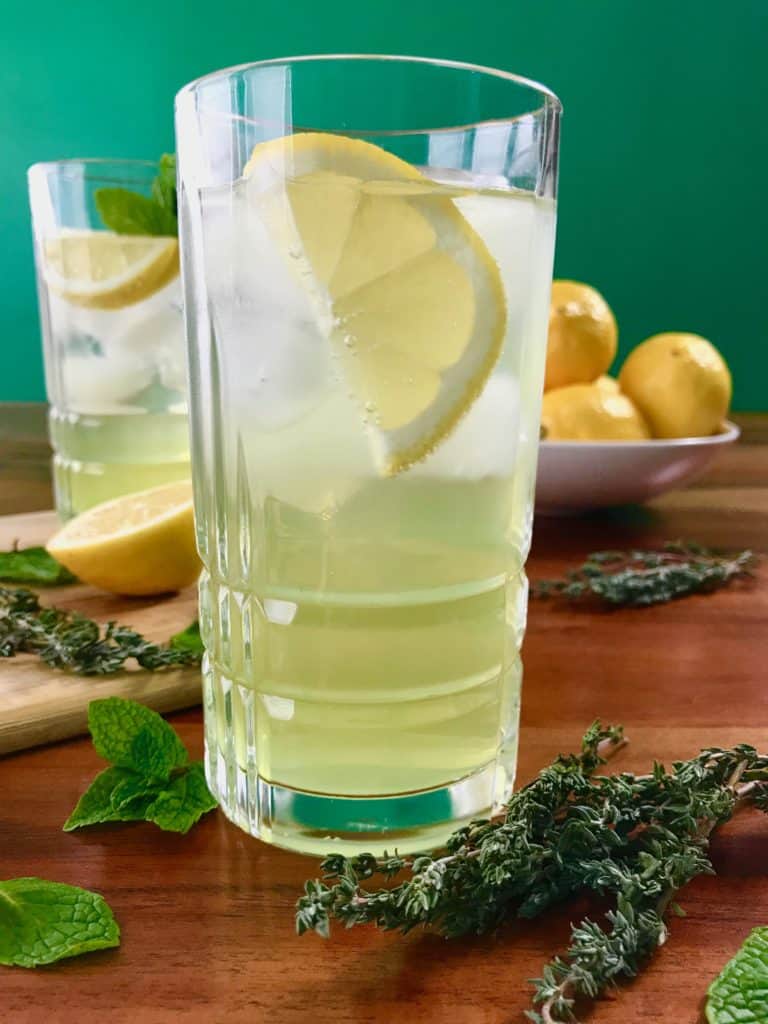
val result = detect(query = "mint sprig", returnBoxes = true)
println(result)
[64,698,216,834]
[0,878,119,967]
[0,546,76,585]
[169,620,204,658]
[95,153,177,237]
[706,927,768,1023]
[87,696,188,777]
[152,153,177,217]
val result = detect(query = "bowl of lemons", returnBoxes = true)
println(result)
[536,280,739,513]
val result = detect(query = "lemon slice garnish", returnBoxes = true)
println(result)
[43,229,179,310]
[244,133,506,475]
[47,481,199,596]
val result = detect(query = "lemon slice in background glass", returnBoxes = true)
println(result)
[43,230,179,310]
[243,133,507,475]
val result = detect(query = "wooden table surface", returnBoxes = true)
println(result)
[2,404,767,1024]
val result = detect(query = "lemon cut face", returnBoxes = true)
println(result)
[47,481,199,596]
[243,133,507,475]
[43,230,179,310]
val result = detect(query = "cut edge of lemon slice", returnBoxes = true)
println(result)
[43,229,180,311]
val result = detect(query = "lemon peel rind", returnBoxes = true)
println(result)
[378,213,507,476]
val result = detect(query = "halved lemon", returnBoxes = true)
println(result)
[47,481,200,596]
[43,229,179,310]
[243,133,507,475]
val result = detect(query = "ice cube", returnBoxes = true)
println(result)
[453,190,542,352]
[62,349,154,414]
[48,295,113,355]
[200,182,333,431]
[410,374,520,479]
[114,300,187,393]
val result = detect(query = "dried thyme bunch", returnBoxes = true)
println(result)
[533,541,756,607]
[296,723,768,1023]
[0,585,202,675]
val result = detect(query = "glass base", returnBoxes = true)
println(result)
[206,741,513,856]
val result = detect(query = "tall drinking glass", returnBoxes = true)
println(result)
[176,55,560,854]
[28,159,190,518]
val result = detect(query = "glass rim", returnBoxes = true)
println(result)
[27,157,159,182]
[176,53,563,132]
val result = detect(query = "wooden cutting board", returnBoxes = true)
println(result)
[0,510,202,755]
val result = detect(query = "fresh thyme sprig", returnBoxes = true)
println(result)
[532,541,756,607]
[296,724,768,1024]
[0,585,202,675]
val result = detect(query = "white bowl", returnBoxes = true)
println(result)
[535,421,740,513]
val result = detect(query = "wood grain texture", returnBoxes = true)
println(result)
[0,404,52,514]
[0,511,201,755]
[1,405,767,1024]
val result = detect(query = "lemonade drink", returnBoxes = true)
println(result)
[177,57,560,854]
[29,160,191,518]
[43,277,189,516]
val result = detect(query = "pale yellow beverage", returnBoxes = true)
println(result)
[49,406,190,514]
[43,271,190,517]
[190,132,556,854]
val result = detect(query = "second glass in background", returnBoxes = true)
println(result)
[28,159,190,518]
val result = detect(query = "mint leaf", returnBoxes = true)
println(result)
[145,762,217,833]
[66,763,214,835]
[155,152,176,192]
[170,620,203,658]
[94,188,172,236]
[0,547,75,585]
[151,153,177,229]
[65,698,217,835]
[63,766,158,831]
[110,772,160,812]
[706,927,768,1023]
[64,766,132,830]
[0,878,119,967]
[87,698,188,779]
[96,154,177,237]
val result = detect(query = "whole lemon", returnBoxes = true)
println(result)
[595,374,620,393]
[541,383,651,441]
[619,333,731,438]
[545,281,618,391]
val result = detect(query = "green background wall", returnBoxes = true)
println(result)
[2,0,766,409]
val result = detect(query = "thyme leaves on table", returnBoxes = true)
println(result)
[532,541,757,607]
[0,585,202,675]
[296,723,768,1023]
